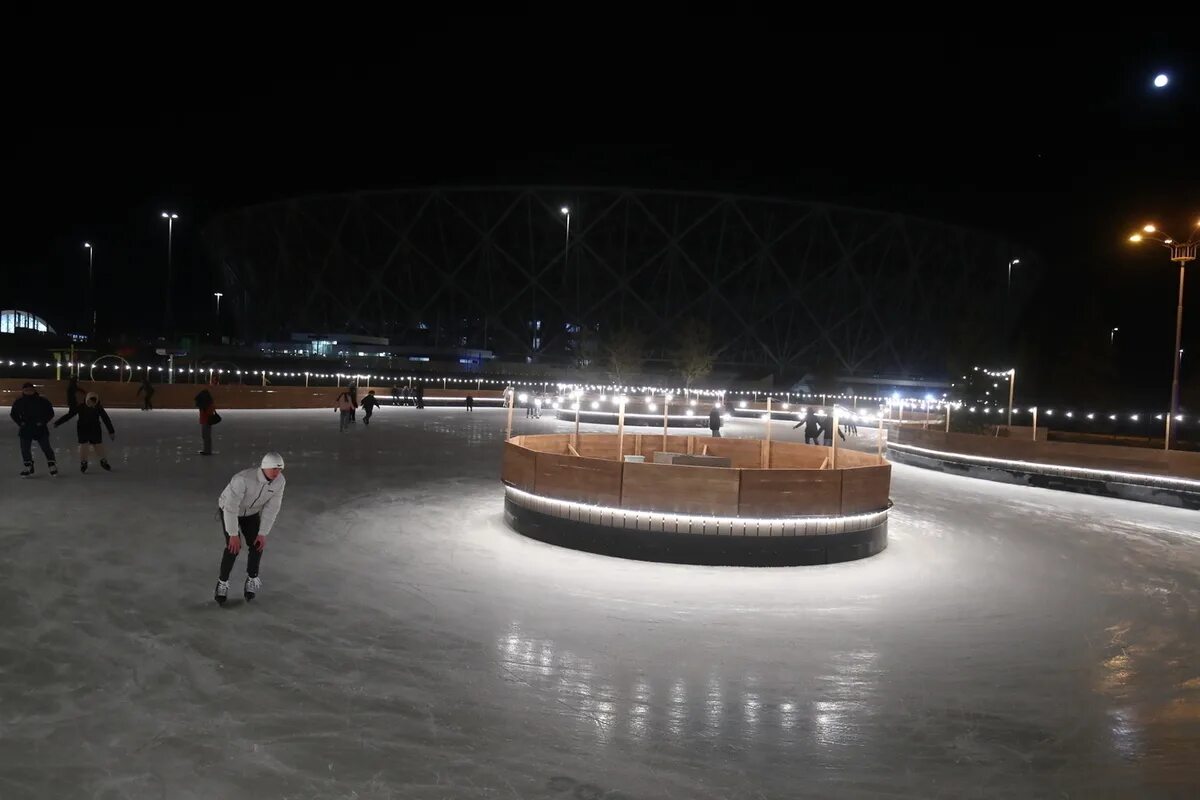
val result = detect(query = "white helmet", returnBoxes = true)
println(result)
[260,452,285,470]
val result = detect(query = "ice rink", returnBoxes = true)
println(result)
[2,406,1198,798]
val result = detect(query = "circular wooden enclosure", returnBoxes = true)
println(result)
[501,432,892,566]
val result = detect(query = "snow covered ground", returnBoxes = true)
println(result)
[2,406,1198,799]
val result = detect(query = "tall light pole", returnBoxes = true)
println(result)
[562,206,575,355]
[162,212,179,339]
[83,242,95,341]
[1129,222,1198,450]
[1110,327,1118,346]
[1006,368,1016,429]
[213,292,223,341]
[1003,258,1021,353]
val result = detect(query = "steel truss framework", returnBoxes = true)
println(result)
[204,187,1031,377]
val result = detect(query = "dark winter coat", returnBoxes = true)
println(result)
[137,381,155,397]
[195,389,217,424]
[10,392,55,436]
[66,378,83,411]
[55,403,115,444]
[361,395,380,412]
[708,408,722,430]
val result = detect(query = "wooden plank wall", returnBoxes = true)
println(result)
[700,438,764,468]
[840,465,892,514]
[501,443,538,491]
[739,469,843,516]
[896,428,1200,479]
[533,452,623,505]
[620,461,741,515]
[768,442,829,469]
[0,379,505,410]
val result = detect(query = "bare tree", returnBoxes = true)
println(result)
[674,320,716,389]
[605,329,644,386]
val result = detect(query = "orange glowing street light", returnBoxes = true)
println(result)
[1127,220,1199,450]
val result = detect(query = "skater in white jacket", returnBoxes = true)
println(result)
[214,452,287,604]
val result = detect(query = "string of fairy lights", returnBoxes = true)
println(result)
[1,358,1191,425]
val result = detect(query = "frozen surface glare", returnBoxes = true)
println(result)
[2,408,1199,798]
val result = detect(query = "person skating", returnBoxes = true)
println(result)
[414,384,425,409]
[465,394,474,412]
[11,382,58,477]
[708,404,723,437]
[213,452,287,604]
[360,390,380,425]
[335,391,355,432]
[136,378,155,411]
[348,383,359,423]
[822,414,846,446]
[794,409,822,445]
[66,376,85,413]
[195,388,218,455]
[391,384,400,406]
[54,391,115,472]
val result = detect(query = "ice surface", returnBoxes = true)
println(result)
[1,407,1199,798]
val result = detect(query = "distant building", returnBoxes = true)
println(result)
[0,310,55,335]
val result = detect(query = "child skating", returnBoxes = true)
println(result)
[54,391,116,472]
[214,452,287,605]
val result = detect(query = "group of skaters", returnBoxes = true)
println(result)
[9,377,286,607]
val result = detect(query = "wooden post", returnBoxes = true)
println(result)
[617,399,626,459]
[877,410,885,464]
[305,372,309,388]
[662,397,669,452]
[764,397,773,468]
[831,405,840,469]
[505,387,515,440]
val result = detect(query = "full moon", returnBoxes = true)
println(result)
[1154,73,1169,88]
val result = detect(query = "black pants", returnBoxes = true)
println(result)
[710,428,721,437]
[805,435,820,445]
[364,406,373,424]
[19,429,56,464]
[142,396,153,410]
[218,511,263,581]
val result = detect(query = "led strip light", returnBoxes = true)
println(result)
[504,484,889,538]
[887,441,1200,491]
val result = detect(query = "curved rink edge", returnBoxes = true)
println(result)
[503,496,888,567]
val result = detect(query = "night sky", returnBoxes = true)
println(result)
[3,27,1197,403]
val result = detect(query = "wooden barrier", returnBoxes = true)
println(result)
[894,428,1200,480]
[620,461,741,516]
[501,443,538,492]
[739,469,842,516]
[501,433,892,518]
[533,452,623,506]
[0,378,505,411]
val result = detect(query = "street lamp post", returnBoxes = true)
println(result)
[1110,327,1118,346]
[162,212,179,339]
[561,205,574,333]
[83,242,95,341]
[1129,222,1198,450]
[213,292,223,341]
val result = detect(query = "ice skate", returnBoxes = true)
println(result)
[80,461,88,473]
[99,459,111,471]
[47,461,58,477]
[19,462,34,477]
[244,575,261,601]
[214,579,229,605]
